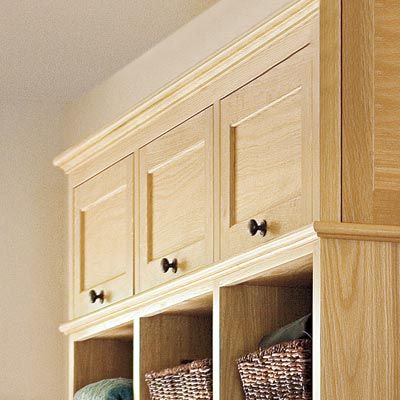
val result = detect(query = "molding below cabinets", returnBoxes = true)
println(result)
[61,224,317,340]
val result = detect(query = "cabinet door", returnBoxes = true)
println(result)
[139,108,213,291]
[220,47,315,259]
[73,155,134,317]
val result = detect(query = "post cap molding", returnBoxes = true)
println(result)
[314,221,400,243]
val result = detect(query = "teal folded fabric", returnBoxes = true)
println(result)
[258,313,312,350]
[74,378,133,400]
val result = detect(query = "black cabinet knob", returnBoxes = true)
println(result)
[89,289,104,304]
[161,258,178,273]
[248,219,267,237]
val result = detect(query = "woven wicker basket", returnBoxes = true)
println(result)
[145,358,212,400]
[237,339,312,400]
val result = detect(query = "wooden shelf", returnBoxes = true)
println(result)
[92,323,134,340]
[239,254,313,287]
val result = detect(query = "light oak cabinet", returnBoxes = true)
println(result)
[60,11,319,312]
[138,108,214,291]
[54,7,334,400]
[73,156,135,317]
[220,46,315,258]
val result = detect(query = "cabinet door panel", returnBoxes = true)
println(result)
[83,189,127,289]
[139,108,214,291]
[149,142,206,259]
[74,155,134,317]
[220,47,316,258]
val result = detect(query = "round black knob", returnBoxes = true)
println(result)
[89,289,104,304]
[248,219,267,237]
[161,258,178,273]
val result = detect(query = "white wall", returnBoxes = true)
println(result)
[62,0,293,148]
[0,101,67,400]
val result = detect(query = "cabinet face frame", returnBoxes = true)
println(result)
[73,155,135,317]
[138,107,214,292]
[220,44,318,259]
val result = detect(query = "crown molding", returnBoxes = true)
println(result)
[53,0,319,173]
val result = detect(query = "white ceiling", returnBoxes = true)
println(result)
[0,0,218,102]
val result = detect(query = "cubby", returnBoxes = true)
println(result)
[215,259,313,400]
[72,323,134,395]
[136,295,213,400]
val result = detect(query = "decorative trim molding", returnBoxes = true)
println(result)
[54,0,319,173]
[314,221,400,242]
[60,225,317,338]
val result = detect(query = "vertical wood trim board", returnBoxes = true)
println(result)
[320,0,341,221]
[133,318,141,400]
[373,0,400,224]
[212,286,221,400]
[321,238,400,399]
[312,240,321,399]
[342,0,400,224]
[342,0,374,223]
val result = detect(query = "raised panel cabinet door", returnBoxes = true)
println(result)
[139,108,214,291]
[220,46,316,259]
[73,155,134,317]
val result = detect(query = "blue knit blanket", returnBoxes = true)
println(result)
[74,378,133,400]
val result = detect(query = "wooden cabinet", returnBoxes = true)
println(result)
[57,8,319,307]
[138,108,214,291]
[220,46,315,259]
[54,8,327,400]
[73,156,134,317]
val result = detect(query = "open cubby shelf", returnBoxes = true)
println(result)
[73,323,134,393]
[72,257,315,400]
[216,285,312,399]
